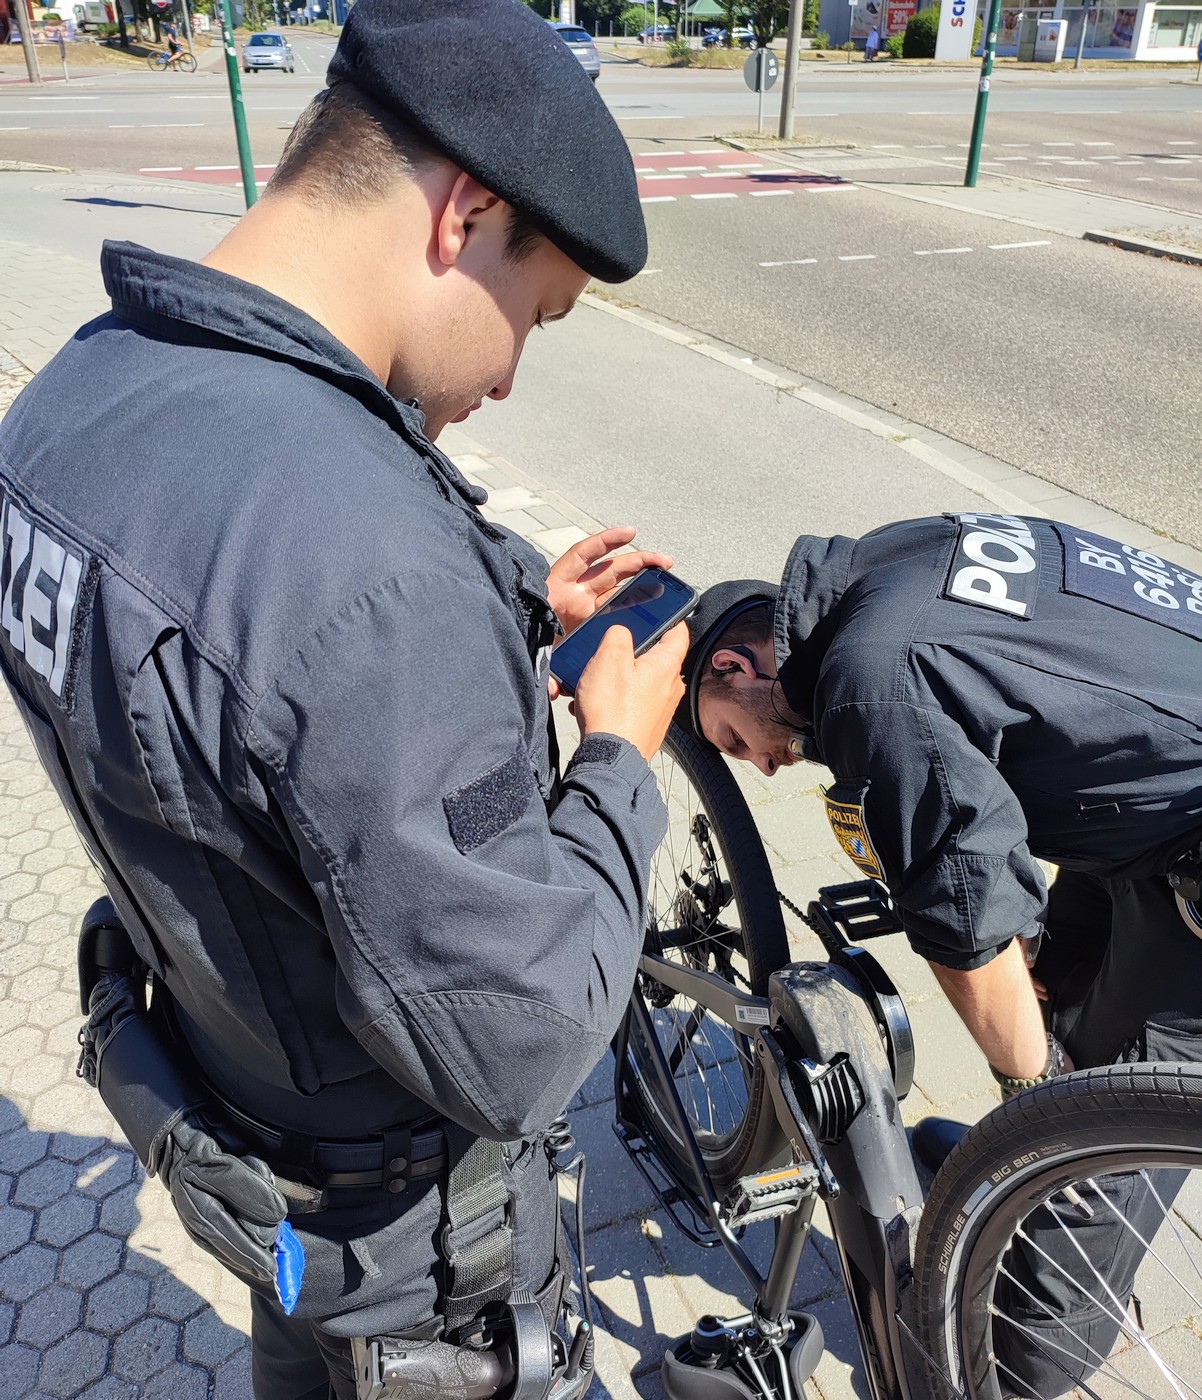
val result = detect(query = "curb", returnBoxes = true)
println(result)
[0,160,72,173]
[1083,228,1202,265]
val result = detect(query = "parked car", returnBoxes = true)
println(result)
[551,21,600,81]
[242,31,294,72]
[700,25,758,48]
[636,23,675,42]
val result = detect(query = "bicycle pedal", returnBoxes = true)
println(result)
[722,1162,818,1227]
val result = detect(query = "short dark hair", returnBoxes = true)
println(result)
[269,83,546,267]
[697,603,774,702]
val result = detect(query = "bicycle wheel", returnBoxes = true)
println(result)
[178,51,196,72]
[624,723,791,1193]
[913,1063,1202,1400]
[147,50,168,69]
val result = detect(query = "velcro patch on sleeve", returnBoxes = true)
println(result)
[823,790,884,881]
[443,742,536,854]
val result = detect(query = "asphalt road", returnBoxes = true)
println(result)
[2,47,1200,210]
[622,168,1202,544]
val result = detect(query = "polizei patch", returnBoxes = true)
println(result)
[0,491,86,700]
[943,514,1040,620]
[824,793,884,881]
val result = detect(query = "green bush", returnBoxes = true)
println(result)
[810,28,829,48]
[664,34,693,62]
[42,9,63,19]
[884,31,904,55]
[620,4,651,33]
[902,5,983,57]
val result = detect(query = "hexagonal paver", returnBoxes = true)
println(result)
[0,1022,43,1068]
[0,1240,58,1301]
[15,1281,83,1348]
[77,1149,136,1199]
[0,1341,40,1400]
[39,1328,110,1398]
[22,1051,74,1099]
[182,1305,244,1367]
[75,1378,137,1400]
[86,1271,151,1334]
[0,1297,13,1345]
[37,1193,99,1248]
[0,1098,24,1138]
[212,1346,253,1400]
[13,1156,76,1209]
[10,887,60,925]
[0,1201,33,1257]
[98,1180,140,1235]
[60,1232,124,1290]
[140,1364,210,1400]
[112,1315,179,1384]
[150,1270,206,1322]
[26,911,73,947]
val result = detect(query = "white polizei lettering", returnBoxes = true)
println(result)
[1,496,85,697]
[948,565,1030,617]
[961,530,1037,573]
[958,513,1035,549]
[2,500,31,653]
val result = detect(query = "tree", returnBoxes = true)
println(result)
[745,0,787,46]
[719,0,740,45]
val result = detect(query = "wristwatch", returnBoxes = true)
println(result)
[990,1033,1069,1097]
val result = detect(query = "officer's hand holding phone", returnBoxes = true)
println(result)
[573,621,689,762]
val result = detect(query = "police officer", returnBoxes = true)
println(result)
[680,512,1202,1396]
[0,1,688,1395]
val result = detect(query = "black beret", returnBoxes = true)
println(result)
[679,580,779,741]
[327,0,647,282]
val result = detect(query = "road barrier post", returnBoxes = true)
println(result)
[219,0,258,208]
[965,0,1003,187]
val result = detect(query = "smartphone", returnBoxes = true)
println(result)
[550,566,698,697]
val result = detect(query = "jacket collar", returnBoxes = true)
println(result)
[775,533,856,721]
[99,241,486,507]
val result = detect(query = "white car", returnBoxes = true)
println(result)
[552,22,601,81]
[243,31,295,74]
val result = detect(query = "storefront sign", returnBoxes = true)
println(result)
[935,0,976,58]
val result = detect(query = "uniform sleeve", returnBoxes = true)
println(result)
[819,701,1047,970]
[246,568,667,1140]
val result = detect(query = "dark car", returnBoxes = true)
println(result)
[637,23,675,42]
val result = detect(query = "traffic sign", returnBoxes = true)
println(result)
[743,47,779,93]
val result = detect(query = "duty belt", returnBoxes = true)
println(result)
[209,1091,448,1211]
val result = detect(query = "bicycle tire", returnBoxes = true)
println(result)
[147,50,168,69]
[178,52,196,72]
[624,723,791,1193]
[912,1063,1202,1400]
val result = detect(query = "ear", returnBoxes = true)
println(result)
[435,171,504,270]
[710,646,757,680]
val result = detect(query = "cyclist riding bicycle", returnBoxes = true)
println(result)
[679,513,1202,1398]
[163,17,183,62]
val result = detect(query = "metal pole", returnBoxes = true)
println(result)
[12,0,43,84]
[57,30,68,80]
[757,53,765,133]
[219,0,258,208]
[964,0,1003,187]
[1073,1,1088,69]
[181,0,193,48]
[778,0,803,139]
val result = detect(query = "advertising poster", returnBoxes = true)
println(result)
[850,0,883,41]
[887,0,918,35]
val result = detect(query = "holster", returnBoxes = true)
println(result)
[76,897,206,1175]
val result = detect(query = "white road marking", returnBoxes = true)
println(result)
[139,166,183,172]
[908,111,950,116]
[29,95,98,100]
[643,173,687,180]
[691,192,737,199]
[2,109,116,114]
[750,189,795,196]
[1168,140,1197,145]
[108,124,136,128]
[0,125,30,130]
[838,254,875,261]
[668,165,706,171]
[703,169,756,177]
[914,143,946,149]
[1081,141,1115,147]
[636,268,662,276]
[872,143,904,148]
[1166,177,1198,182]
[1001,143,1030,148]
[1056,178,1092,183]
[688,148,716,154]
[1135,176,1155,181]
[1043,142,1074,147]
[993,156,1028,162]
[915,247,972,256]
[140,123,204,128]
[760,258,818,267]
[196,165,238,170]
[988,240,1051,249]
[650,150,685,156]
[639,195,676,203]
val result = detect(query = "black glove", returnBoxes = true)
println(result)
[156,1115,289,1298]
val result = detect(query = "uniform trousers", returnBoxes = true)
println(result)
[992,868,1202,1398]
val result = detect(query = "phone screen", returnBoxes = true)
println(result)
[551,568,697,695]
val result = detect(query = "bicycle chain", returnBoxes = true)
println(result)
[777,887,818,932]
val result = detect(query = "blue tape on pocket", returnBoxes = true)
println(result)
[274,1221,305,1315]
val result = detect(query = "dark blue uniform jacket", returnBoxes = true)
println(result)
[774,514,1202,970]
[0,242,667,1141]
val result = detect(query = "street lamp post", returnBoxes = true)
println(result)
[778,0,804,139]
[1073,0,1093,70]
[964,0,1003,186]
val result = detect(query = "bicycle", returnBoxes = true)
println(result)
[611,723,1202,1400]
[147,47,197,72]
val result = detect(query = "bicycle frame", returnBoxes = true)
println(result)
[614,882,928,1400]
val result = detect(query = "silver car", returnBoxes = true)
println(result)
[552,22,601,81]
[243,32,295,74]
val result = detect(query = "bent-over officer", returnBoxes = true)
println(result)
[0,1,688,1395]
[679,512,1202,1398]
